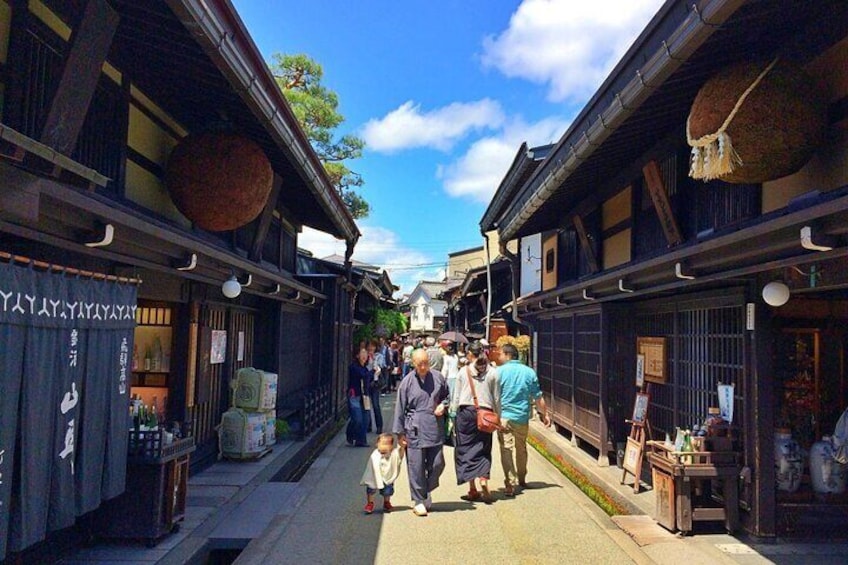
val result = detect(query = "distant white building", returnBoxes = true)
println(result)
[404,281,447,333]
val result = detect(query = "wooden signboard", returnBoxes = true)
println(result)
[637,337,667,384]
[623,436,643,476]
[621,391,652,493]
[652,468,676,530]
[632,392,650,426]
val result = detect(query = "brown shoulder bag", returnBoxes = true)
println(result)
[467,371,500,433]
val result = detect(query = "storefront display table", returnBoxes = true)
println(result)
[96,434,195,545]
[647,441,740,534]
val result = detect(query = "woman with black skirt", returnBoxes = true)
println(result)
[451,341,500,502]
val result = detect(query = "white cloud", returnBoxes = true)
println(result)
[361,99,505,153]
[297,227,347,260]
[438,115,569,203]
[298,226,442,295]
[481,0,665,102]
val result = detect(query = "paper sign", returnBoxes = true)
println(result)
[636,354,645,388]
[210,330,227,365]
[718,383,734,424]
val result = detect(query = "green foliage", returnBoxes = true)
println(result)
[270,53,369,219]
[527,435,629,517]
[354,306,407,345]
[275,418,290,438]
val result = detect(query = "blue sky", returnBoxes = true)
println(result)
[232,0,664,294]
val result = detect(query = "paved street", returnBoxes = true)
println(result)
[236,397,644,565]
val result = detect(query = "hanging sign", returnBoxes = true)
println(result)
[637,337,667,384]
[635,354,645,388]
[718,383,735,424]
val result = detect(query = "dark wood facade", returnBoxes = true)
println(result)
[486,0,848,538]
[0,0,359,558]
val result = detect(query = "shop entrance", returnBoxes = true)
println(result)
[189,304,255,471]
[772,297,848,536]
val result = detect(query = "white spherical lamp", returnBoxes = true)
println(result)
[222,275,242,299]
[762,281,790,307]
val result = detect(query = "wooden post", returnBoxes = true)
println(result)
[573,214,599,274]
[39,0,120,155]
[642,160,683,247]
[249,174,283,261]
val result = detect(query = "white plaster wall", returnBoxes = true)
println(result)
[520,233,542,297]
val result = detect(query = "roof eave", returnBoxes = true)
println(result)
[166,0,360,245]
[498,0,746,241]
[480,142,533,232]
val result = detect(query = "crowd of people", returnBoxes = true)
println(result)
[351,336,551,517]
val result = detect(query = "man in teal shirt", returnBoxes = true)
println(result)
[497,343,551,496]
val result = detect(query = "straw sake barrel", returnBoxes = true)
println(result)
[166,132,274,231]
[686,58,827,184]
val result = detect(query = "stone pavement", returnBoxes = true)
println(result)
[237,395,848,565]
[236,396,646,565]
[57,395,848,564]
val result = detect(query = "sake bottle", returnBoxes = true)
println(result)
[152,337,162,371]
[681,431,693,464]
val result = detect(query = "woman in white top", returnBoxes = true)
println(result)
[450,342,500,502]
[441,342,461,446]
[441,342,460,396]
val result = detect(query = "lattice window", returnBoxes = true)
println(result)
[635,300,745,445]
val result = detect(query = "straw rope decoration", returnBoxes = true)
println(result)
[687,57,780,181]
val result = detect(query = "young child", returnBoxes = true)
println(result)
[360,433,404,514]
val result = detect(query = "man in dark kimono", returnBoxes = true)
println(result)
[393,349,449,516]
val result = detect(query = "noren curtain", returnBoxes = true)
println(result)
[0,261,137,559]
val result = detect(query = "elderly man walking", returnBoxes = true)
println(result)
[497,343,551,496]
[393,349,449,516]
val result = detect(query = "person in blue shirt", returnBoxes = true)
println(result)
[347,348,371,447]
[496,343,551,496]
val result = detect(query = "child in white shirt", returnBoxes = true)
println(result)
[360,433,404,514]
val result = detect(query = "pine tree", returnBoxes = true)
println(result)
[271,53,369,219]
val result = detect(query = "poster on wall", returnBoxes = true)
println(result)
[210,330,227,364]
[637,337,667,384]
[237,331,245,362]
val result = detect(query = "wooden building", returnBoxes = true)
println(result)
[0,0,359,559]
[297,253,396,419]
[488,0,848,537]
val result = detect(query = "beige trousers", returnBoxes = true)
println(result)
[497,420,529,487]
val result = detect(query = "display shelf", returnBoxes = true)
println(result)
[647,441,740,534]
[777,329,820,446]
